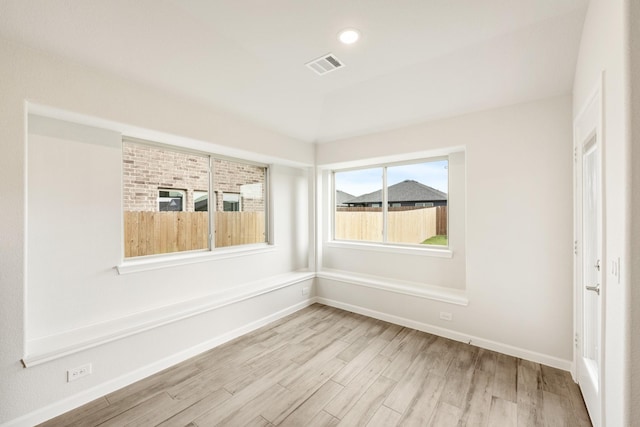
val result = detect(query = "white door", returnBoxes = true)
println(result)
[574,82,604,426]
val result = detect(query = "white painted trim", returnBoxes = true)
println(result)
[572,73,606,425]
[116,244,277,275]
[22,271,314,367]
[316,297,573,372]
[316,145,466,170]
[7,298,316,427]
[326,240,453,258]
[317,269,468,306]
[22,101,30,358]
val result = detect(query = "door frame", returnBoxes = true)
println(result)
[573,73,606,425]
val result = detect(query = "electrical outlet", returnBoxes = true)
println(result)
[67,363,92,382]
[301,287,310,296]
[440,311,453,321]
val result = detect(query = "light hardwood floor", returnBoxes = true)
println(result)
[40,304,592,426]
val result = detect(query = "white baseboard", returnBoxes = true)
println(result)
[316,297,573,372]
[4,298,315,427]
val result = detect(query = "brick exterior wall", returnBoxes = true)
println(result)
[123,142,265,212]
[212,158,265,212]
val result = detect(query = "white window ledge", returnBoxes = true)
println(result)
[316,269,468,306]
[21,270,315,367]
[116,244,276,275]
[326,240,453,258]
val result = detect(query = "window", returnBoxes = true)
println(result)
[334,167,383,242]
[222,193,240,211]
[193,191,208,211]
[158,189,185,211]
[212,158,267,248]
[334,158,448,246]
[122,139,268,258]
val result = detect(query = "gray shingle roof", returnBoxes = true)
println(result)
[336,190,356,205]
[345,180,447,204]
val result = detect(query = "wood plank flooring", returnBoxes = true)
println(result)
[40,304,592,426]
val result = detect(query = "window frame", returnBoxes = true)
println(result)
[193,190,209,212]
[331,155,449,249]
[158,188,186,212]
[121,136,271,263]
[222,192,242,212]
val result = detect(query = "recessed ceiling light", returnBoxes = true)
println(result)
[338,29,360,45]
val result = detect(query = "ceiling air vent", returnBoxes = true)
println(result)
[305,53,345,76]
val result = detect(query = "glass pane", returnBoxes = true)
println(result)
[123,142,210,257]
[193,191,208,211]
[386,160,448,245]
[159,189,184,211]
[222,193,241,211]
[334,168,383,242]
[213,159,266,247]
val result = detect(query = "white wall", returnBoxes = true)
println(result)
[316,95,574,365]
[0,36,314,425]
[27,117,123,341]
[573,0,631,425]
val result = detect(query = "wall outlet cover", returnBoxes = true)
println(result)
[67,363,92,382]
[439,312,453,321]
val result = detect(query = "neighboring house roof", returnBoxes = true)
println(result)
[336,190,356,205]
[346,180,447,204]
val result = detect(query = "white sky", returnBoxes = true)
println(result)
[335,160,448,197]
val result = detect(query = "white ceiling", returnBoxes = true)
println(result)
[0,0,588,143]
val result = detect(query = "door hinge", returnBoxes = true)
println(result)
[574,240,578,255]
[574,147,577,163]
[574,333,579,348]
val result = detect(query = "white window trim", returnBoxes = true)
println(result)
[331,156,449,251]
[121,136,271,265]
[326,240,452,258]
[117,243,276,274]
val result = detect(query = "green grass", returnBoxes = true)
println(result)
[422,235,448,246]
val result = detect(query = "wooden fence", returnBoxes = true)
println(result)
[124,206,445,256]
[335,206,447,244]
[124,211,265,257]
[215,211,266,248]
[435,206,447,236]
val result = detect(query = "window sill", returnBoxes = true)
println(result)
[317,269,468,306]
[22,270,315,367]
[116,244,276,275]
[326,240,453,258]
